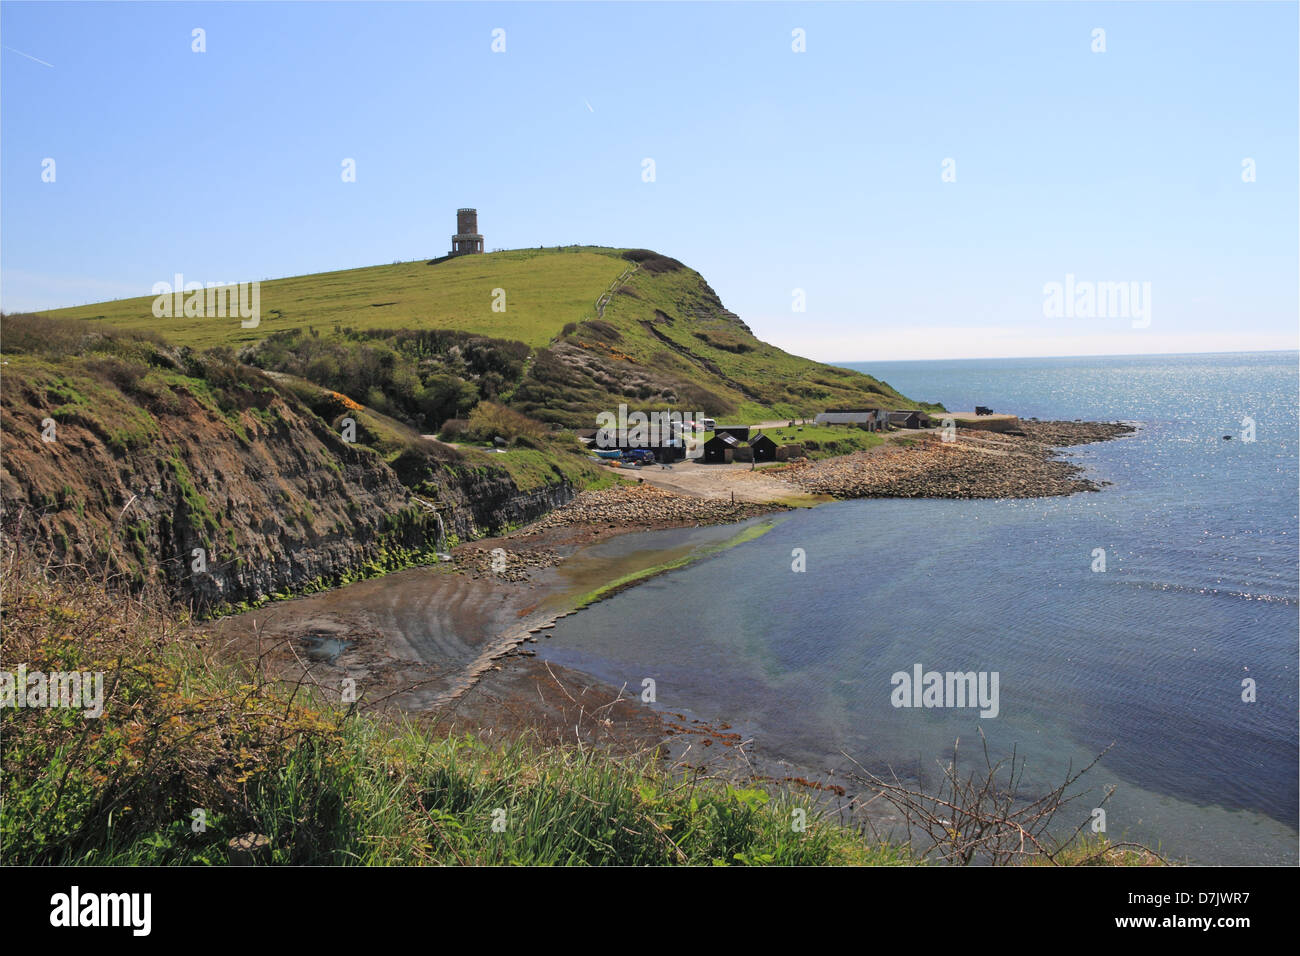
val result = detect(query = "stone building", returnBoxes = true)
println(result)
[450,208,484,256]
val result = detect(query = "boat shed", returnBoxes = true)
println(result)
[592,428,686,462]
[748,432,778,462]
[703,432,739,464]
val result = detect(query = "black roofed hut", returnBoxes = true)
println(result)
[748,432,777,462]
[703,432,739,464]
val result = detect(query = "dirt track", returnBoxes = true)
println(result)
[610,459,821,503]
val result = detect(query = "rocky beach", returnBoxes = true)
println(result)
[770,420,1137,500]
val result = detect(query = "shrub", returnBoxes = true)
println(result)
[82,356,147,393]
[241,328,527,432]
[622,249,685,274]
[439,418,468,440]
[692,330,753,354]
[580,320,622,343]
[461,402,549,445]
[1,312,165,362]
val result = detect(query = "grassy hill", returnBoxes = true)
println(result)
[41,247,940,431]
[46,247,630,351]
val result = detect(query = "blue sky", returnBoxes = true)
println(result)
[2,1,1296,360]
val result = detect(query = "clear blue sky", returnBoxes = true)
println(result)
[2,1,1296,360]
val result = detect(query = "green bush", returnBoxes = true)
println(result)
[240,327,527,432]
[461,402,550,445]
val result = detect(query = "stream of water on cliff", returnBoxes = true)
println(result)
[537,352,1300,864]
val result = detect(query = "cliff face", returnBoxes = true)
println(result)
[417,465,577,540]
[0,343,572,612]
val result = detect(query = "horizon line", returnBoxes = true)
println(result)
[837,347,1300,364]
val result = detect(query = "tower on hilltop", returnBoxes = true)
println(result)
[450,208,484,256]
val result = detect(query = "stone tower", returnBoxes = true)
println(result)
[450,208,484,256]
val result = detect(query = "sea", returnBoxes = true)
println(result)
[538,351,1300,865]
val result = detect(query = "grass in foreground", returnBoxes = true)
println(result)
[1,558,1166,866]
[0,558,903,865]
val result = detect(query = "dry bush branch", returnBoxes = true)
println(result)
[844,729,1160,865]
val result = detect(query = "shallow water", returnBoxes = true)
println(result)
[536,518,785,613]
[300,636,351,663]
[539,352,1300,864]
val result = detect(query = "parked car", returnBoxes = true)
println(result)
[623,448,656,464]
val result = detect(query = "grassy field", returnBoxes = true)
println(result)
[759,423,888,458]
[43,247,630,351]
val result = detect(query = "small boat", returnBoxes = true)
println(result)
[594,449,623,460]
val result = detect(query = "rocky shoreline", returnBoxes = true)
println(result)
[514,482,781,535]
[487,420,1138,537]
[434,419,1136,601]
[211,419,1137,735]
[759,419,1136,501]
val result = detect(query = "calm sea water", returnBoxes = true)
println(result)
[540,352,1300,864]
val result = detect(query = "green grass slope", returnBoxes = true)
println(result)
[45,247,631,351]
[41,246,941,430]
